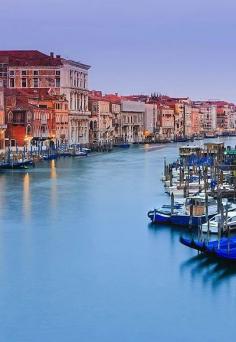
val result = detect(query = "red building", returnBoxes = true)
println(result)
[0,50,62,89]
[5,88,68,147]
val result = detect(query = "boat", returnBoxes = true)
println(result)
[43,154,58,160]
[73,151,87,157]
[205,132,217,138]
[194,135,204,140]
[214,248,236,261]
[0,160,33,170]
[114,143,130,148]
[147,194,233,227]
[180,236,236,261]
[58,151,73,157]
[148,202,184,224]
[81,147,91,153]
[174,136,191,143]
[180,236,236,253]
[202,210,236,234]
[179,145,202,158]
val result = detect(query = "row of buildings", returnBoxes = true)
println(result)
[0,50,235,150]
[88,93,236,144]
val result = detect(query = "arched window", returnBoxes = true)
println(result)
[26,124,32,135]
[8,111,13,122]
[41,125,46,133]
[27,111,32,122]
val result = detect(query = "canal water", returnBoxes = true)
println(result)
[0,138,236,342]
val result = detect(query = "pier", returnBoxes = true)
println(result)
[149,140,236,263]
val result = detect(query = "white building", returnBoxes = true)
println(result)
[144,103,159,137]
[60,58,91,145]
[229,111,236,130]
[195,103,217,133]
[121,100,145,143]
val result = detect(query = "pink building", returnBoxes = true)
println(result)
[159,105,175,140]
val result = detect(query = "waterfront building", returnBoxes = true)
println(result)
[173,102,184,138]
[0,82,6,150]
[184,103,193,138]
[88,92,113,143]
[27,89,69,145]
[53,93,69,145]
[144,103,159,141]
[172,98,191,139]
[4,88,68,148]
[120,100,145,143]
[193,102,217,134]
[203,104,217,133]
[158,105,175,140]
[60,58,90,145]
[0,50,91,145]
[103,94,122,143]
[191,106,201,136]
[213,101,235,133]
[228,110,236,131]
[0,50,62,90]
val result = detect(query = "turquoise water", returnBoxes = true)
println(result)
[0,138,236,342]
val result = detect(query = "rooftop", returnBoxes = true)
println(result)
[0,50,63,67]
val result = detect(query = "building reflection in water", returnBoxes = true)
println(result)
[50,160,57,212]
[23,173,31,222]
[0,175,6,217]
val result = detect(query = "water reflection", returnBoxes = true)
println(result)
[180,252,236,292]
[149,223,236,292]
[50,159,57,212]
[22,173,31,222]
[148,222,185,247]
[50,159,57,179]
[0,174,6,216]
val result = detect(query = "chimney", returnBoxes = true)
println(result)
[50,52,54,58]
[56,55,61,59]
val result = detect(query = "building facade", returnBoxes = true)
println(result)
[120,100,145,143]
[0,50,91,145]
[4,88,68,148]
[159,106,175,140]
[144,103,159,141]
[60,59,90,144]
[0,82,6,150]
[88,93,113,143]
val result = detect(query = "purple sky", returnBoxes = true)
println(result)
[1,0,236,101]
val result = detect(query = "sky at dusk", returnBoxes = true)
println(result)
[1,0,236,101]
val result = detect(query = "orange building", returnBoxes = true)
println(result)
[191,107,201,136]
[159,105,175,140]
[0,83,6,149]
[5,88,68,147]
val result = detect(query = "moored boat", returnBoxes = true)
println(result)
[147,194,233,227]
[180,236,236,261]
[114,143,130,148]
[0,159,34,170]
[202,210,236,234]
[73,151,88,157]
[43,154,58,160]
